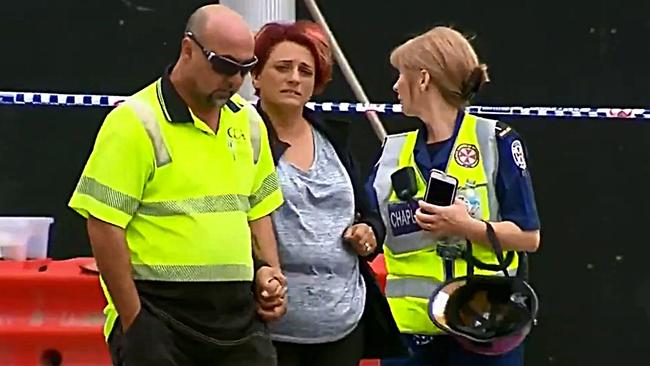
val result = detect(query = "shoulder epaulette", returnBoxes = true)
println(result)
[495,120,512,138]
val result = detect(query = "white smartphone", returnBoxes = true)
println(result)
[424,169,458,206]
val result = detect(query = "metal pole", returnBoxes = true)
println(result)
[221,0,296,101]
[302,0,387,141]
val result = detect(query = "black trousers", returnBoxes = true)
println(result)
[108,305,277,366]
[273,321,365,366]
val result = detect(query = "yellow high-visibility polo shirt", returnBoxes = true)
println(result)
[68,69,283,338]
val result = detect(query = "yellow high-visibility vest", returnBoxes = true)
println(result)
[372,113,517,335]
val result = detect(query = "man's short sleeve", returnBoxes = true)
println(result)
[247,109,283,221]
[68,104,155,228]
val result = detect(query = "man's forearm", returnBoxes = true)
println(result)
[249,215,280,268]
[465,219,540,252]
[87,216,141,327]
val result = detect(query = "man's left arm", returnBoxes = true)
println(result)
[250,215,280,268]
[245,108,287,321]
[246,107,284,267]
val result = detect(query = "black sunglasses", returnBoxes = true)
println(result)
[185,32,258,76]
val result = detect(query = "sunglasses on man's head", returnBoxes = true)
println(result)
[185,32,258,76]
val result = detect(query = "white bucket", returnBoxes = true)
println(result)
[0,217,54,261]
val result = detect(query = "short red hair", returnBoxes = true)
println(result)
[253,21,333,94]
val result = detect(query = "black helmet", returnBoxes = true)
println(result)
[428,222,539,355]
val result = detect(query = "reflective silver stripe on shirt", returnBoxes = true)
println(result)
[138,194,250,216]
[387,232,438,254]
[249,171,280,208]
[131,263,253,281]
[128,94,262,167]
[384,268,516,300]
[385,277,442,299]
[75,176,140,216]
[124,97,172,168]
[374,119,501,255]
[475,117,499,220]
[494,267,518,277]
[245,104,262,164]
[373,133,436,254]
[77,176,253,217]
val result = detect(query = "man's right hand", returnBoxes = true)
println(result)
[87,216,142,333]
[120,301,142,332]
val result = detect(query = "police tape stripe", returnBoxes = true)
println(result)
[2,90,649,119]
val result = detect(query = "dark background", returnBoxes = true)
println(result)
[1,0,649,365]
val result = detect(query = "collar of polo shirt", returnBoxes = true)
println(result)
[156,65,242,124]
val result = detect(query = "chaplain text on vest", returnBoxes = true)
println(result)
[388,200,422,236]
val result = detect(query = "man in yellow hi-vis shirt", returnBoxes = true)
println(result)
[68,5,286,366]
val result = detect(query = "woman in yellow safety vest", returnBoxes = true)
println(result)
[365,26,541,366]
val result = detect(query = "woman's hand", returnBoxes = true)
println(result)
[343,223,377,256]
[415,199,475,237]
[255,266,288,322]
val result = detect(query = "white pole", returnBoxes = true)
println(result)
[221,0,296,101]
[303,0,387,141]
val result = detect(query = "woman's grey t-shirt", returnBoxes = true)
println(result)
[269,127,366,344]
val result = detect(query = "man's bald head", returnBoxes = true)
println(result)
[174,4,255,111]
[185,4,254,57]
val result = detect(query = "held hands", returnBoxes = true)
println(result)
[415,198,475,237]
[344,223,377,256]
[255,266,288,322]
[254,223,378,322]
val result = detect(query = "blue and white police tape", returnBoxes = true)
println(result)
[1,90,649,119]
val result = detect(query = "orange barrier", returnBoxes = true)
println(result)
[368,254,387,293]
[0,255,388,366]
[0,258,109,366]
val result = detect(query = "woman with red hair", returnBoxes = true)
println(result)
[252,21,405,366]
